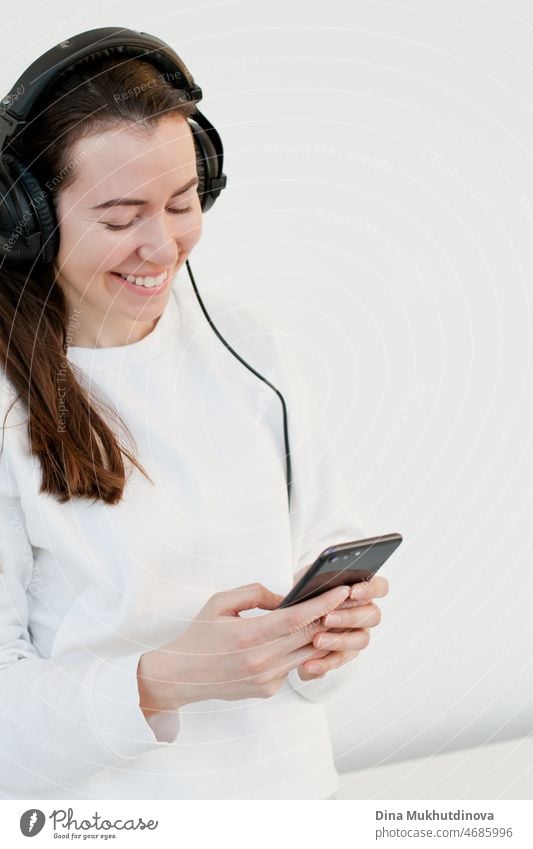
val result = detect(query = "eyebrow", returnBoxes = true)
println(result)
[89,176,199,209]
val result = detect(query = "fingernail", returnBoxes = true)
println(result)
[351,583,367,599]
[324,613,341,626]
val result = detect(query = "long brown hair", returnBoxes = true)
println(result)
[0,54,200,505]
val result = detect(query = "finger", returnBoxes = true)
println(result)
[297,668,327,680]
[273,594,376,653]
[259,584,351,641]
[332,597,375,610]
[269,644,333,676]
[258,614,331,657]
[302,650,360,676]
[208,582,285,617]
[312,628,371,653]
[321,602,382,630]
[350,575,389,601]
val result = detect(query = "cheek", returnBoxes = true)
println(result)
[183,199,203,239]
[63,228,128,274]
[56,218,105,265]
[182,211,203,249]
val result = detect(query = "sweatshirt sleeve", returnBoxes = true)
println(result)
[279,344,371,703]
[0,386,181,798]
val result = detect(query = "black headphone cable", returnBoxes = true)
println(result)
[184,258,292,511]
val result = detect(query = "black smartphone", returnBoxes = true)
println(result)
[277,532,403,608]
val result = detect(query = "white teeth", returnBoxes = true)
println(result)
[118,270,168,288]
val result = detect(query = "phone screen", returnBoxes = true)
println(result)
[277,533,402,608]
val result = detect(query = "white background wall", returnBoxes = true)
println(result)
[4,0,531,774]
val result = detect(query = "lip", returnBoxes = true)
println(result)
[116,270,169,278]
[108,270,171,296]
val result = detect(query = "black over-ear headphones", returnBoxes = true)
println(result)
[0,26,292,509]
[0,26,227,265]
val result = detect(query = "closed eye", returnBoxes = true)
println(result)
[102,206,193,231]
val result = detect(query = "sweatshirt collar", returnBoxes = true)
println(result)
[66,279,180,371]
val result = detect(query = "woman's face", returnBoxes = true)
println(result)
[53,115,203,347]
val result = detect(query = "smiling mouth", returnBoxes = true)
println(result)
[112,269,169,288]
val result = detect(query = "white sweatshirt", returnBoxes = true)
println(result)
[0,270,368,800]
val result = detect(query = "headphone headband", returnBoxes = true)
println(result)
[0,27,203,149]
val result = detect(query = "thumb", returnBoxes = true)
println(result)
[209,582,285,616]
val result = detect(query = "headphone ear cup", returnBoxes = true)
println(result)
[0,156,32,264]
[188,117,221,214]
[0,157,21,238]
[191,132,208,210]
[0,154,59,265]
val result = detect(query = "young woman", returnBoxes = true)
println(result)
[0,36,388,800]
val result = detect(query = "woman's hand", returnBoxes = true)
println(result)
[295,573,389,681]
[137,581,352,717]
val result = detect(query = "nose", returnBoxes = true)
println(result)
[136,214,180,269]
